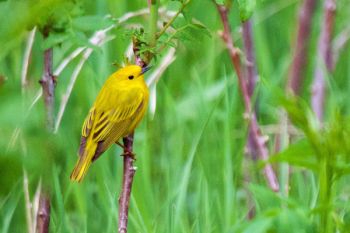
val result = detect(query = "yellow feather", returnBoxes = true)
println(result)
[70,65,149,182]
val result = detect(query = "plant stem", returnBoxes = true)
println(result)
[36,192,50,233]
[242,20,257,98]
[319,158,333,233]
[215,3,279,192]
[242,19,259,160]
[117,36,149,233]
[287,0,317,94]
[311,0,336,122]
[36,26,53,233]
[39,28,55,131]
[156,0,191,39]
[118,134,136,233]
[149,0,158,48]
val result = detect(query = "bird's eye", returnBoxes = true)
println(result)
[128,75,134,80]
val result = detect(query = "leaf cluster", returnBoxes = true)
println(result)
[268,96,350,178]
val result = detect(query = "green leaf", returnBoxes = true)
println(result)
[189,23,212,38]
[69,31,101,52]
[41,32,70,50]
[237,0,256,21]
[215,0,226,5]
[72,15,114,31]
[267,139,318,171]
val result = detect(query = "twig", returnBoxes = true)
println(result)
[215,3,279,192]
[21,27,36,92]
[37,27,53,233]
[287,0,317,94]
[118,33,149,233]
[156,0,191,39]
[39,29,55,131]
[242,20,257,97]
[242,19,259,160]
[36,192,50,233]
[118,134,136,233]
[119,40,174,233]
[311,0,336,121]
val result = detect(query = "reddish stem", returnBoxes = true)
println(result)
[118,134,136,233]
[215,4,279,192]
[242,19,259,160]
[36,192,51,233]
[287,0,317,94]
[36,28,53,233]
[118,39,148,233]
[40,29,56,131]
[242,20,257,98]
[311,0,336,121]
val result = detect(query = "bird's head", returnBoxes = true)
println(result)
[113,65,151,82]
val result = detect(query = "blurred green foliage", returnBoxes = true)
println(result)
[1,0,350,232]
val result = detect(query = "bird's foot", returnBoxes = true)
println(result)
[116,141,136,160]
[121,150,136,160]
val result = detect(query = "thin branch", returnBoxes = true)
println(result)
[37,27,53,233]
[118,134,136,233]
[21,27,36,91]
[287,0,317,94]
[215,3,279,192]
[39,29,55,131]
[242,19,259,160]
[118,32,149,233]
[311,0,336,122]
[118,41,175,233]
[156,0,191,39]
[242,20,258,97]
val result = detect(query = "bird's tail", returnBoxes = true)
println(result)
[70,142,97,182]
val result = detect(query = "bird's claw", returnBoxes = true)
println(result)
[121,150,136,160]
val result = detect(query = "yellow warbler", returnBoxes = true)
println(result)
[70,65,150,182]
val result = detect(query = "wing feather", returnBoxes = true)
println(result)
[79,87,146,160]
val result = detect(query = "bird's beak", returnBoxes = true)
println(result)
[141,66,152,74]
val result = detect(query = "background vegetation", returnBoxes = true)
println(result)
[1,0,350,232]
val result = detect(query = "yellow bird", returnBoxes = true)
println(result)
[70,65,150,182]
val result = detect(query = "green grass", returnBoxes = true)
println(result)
[1,0,350,232]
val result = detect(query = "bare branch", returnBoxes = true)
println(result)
[242,20,258,98]
[215,3,279,192]
[311,0,336,121]
[117,35,148,233]
[242,19,259,160]
[118,134,136,233]
[39,44,55,131]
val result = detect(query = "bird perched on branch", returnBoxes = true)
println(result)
[70,65,150,182]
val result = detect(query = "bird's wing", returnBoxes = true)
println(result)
[79,86,146,159]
